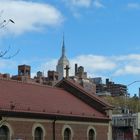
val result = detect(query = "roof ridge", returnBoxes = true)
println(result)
[63,78,113,108]
[0,78,63,90]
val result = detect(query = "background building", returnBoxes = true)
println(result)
[112,113,140,140]
[56,37,69,81]
[93,78,127,97]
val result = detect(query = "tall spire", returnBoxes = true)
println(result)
[56,33,70,80]
[62,33,65,57]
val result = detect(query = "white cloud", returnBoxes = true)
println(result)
[115,54,140,61]
[69,55,116,77]
[63,0,104,8]
[113,54,140,76]
[61,0,104,18]
[93,0,105,8]
[0,0,63,35]
[72,0,91,7]
[39,54,140,78]
[114,65,140,76]
[127,3,140,9]
[2,54,140,78]
[70,55,116,75]
[39,54,116,78]
[63,0,92,8]
[40,59,58,76]
[72,54,140,77]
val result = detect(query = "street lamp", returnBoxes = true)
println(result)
[127,80,140,98]
[127,81,140,87]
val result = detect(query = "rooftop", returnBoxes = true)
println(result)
[0,78,108,120]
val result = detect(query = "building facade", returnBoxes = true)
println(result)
[0,75,112,140]
[94,78,127,97]
[112,113,140,140]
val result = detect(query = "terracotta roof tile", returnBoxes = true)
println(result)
[0,79,108,119]
[57,78,112,108]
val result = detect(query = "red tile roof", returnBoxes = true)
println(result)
[0,79,108,120]
[56,78,113,109]
[72,79,112,107]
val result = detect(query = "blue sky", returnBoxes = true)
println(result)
[0,0,140,96]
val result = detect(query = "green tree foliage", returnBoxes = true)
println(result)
[103,95,140,114]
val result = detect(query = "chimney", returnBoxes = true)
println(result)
[75,64,78,76]
[106,79,109,84]
[48,71,59,81]
[18,65,31,79]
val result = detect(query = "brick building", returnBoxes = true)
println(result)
[0,74,113,140]
[70,64,96,94]
[93,78,127,97]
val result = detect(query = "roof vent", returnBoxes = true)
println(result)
[10,101,15,110]
[27,107,30,111]
[82,113,85,116]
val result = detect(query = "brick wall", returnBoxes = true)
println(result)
[4,118,109,140]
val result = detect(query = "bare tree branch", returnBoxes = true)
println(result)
[2,48,20,59]
[0,19,15,29]
[0,11,19,59]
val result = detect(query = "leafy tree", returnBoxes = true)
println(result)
[103,95,140,114]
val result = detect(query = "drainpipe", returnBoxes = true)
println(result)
[0,117,2,128]
[53,119,56,140]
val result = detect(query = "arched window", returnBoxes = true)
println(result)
[0,125,9,140]
[64,128,71,140]
[88,129,95,140]
[34,127,43,140]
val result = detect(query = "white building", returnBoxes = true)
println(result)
[56,37,69,80]
[112,113,140,140]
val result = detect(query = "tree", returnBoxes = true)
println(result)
[104,95,140,114]
[103,96,126,114]
[0,12,19,58]
[0,19,15,29]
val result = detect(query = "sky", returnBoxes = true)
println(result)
[0,0,140,96]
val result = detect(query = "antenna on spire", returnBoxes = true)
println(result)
[62,33,65,57]
[63,32,65,45]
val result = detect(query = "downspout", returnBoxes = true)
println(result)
[53,119,56,140]
[0,116,2,127]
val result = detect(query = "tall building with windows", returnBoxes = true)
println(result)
[56,37,69,80]
[93,78,127,97]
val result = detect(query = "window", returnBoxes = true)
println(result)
[0,125,9,140]
[32,123,45,140]
[62,125,73,140]
[64,128,71,140]
[88,129,95,140]
[34,127,43,140]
